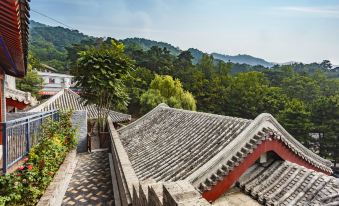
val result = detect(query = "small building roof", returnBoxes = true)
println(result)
[28,88,131,123]
[37,71,74,78]
[5,87,37,106]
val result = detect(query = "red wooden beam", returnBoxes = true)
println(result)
[202,139,331,202]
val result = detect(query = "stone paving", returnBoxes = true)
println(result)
[62,150,114,206]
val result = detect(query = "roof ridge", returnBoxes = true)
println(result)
[64,88,80,96]
[28,89,65,112]
[118,104,252,133]
[164,106,252,122]
[117,103,168,132]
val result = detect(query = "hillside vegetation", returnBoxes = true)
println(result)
[30,20,323,72]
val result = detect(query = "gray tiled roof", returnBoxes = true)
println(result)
[118,104,333,194]
[195,127,332,193]
[28,89,131,123]
[238,160,339,206]
[118,104,252,181]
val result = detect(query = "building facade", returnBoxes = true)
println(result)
[37,71,77,96]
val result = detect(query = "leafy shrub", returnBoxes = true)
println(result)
[0,111,77,206]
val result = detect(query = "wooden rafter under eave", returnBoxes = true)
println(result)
[0,0,30,78]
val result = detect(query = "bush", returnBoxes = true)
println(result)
[0,111,77,206]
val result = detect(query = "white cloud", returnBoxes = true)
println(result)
[279,6,339,18]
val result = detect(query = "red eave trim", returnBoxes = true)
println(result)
[202,139,331,202]
[6,98,29,110]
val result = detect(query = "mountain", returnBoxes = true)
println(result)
[28,21,278,69]
[121,38,181,55]
[211,53,274,67]
[187,48,205,64]
[29,20,93,70]
[121,38,274,67]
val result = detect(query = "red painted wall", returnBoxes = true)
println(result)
[6,98,28,110]
[202,139,330,202]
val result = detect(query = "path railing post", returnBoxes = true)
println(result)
[2,123,7,174]
[25,118,30,154]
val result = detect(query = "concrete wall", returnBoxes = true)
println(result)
[37,150,77,206]
[71,111,87,153]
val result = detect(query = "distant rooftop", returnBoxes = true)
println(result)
[28,88,131,123]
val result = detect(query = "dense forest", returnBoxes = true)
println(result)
[28,21,339,167]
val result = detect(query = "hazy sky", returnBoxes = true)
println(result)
[30,0,339,65]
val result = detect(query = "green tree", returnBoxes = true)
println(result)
[197,54,214,79]
[311,95,339,164]
[16,70,44,98]
[320,60,332,70]
[262,87,289,117]
[140,75,196,113]
[225,72,270,119]
[282,74,321,103]
[16,53,44,98]
[73,40,134,131]
[125,67,155,116]
[278,99,313,145]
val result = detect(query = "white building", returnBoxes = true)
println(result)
[37,71,77,95]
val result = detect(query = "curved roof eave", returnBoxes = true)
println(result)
[186,113,333,188]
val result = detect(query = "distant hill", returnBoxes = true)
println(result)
[187,48,205,64]
[29,21,276,69]
[121,38,181,55]
[29,21,338,76]
[29,20,93,70]
[211,53,274,67]
[121,38,274,67]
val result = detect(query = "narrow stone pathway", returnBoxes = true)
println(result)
[62,150,114,206]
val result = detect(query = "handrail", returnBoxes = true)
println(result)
[2,110,59,174]
[3,110,57,124]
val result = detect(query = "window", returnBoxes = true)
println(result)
[49,78,55,84]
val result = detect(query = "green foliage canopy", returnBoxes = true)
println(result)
[140,75,196,113]
[73,40,134,130]
[16,53,44,98]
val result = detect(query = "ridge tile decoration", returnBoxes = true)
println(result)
[28,88,131,123]
[117,104,335,204]
[238,160,339,206]
[5,87,37,106]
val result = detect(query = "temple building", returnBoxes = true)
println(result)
[109,104,339,205]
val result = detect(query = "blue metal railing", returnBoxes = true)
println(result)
[1,110,59,174]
